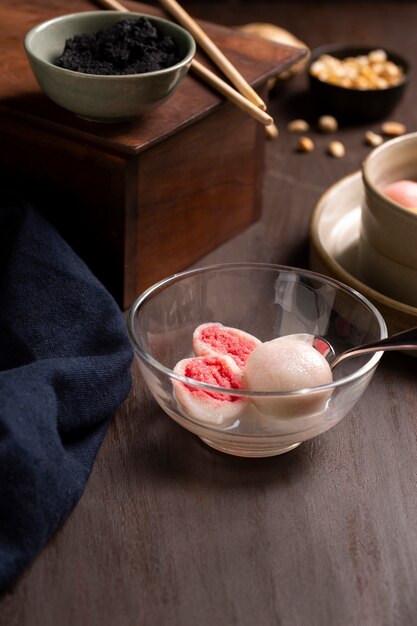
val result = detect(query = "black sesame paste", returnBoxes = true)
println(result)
[55,17,181,75]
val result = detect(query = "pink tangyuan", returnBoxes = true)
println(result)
[383,180,417,210]
[173,354,248,425]
[192,322,261,369]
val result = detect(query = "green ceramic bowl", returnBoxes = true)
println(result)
[24,11,196,123]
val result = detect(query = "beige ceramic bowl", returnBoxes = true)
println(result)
[24,11,196,123]
[360,132,417,307]
[310,170,417,336]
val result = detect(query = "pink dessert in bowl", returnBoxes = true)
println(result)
[177,328,333,421]
[361,132,417,307]
[244,335,333,417]
[173,354,247,424]
[383,180,417,211]
[193,322,261,369]
[127,263,387,457]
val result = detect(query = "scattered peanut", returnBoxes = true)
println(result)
[310,49,404,90]
[365,130,384,147]
[318,115,338,133]
[265,122,279,140]
[287,119,310,133]
[381,121,407,136]
[297,136,314,153]
[327,141,345,158]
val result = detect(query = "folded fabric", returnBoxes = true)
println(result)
[0,193,133,592]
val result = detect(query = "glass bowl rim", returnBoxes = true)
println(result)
[127,262,388,397]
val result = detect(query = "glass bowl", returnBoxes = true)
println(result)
[127,263,387,457]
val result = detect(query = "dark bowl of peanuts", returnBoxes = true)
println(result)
[308,44,410,121]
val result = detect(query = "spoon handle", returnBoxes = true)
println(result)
[331,326,417,369]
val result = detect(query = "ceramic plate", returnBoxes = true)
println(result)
[309,170,417,334]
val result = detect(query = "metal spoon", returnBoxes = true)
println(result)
[324,327,417,370]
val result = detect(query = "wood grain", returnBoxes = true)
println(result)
[135,98,264,294]
[1,2,417,626]
[0,0,301,308]
[0,0,301,155]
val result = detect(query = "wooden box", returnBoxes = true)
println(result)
[0,0,304,308]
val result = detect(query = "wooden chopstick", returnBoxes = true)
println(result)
[99,0,128,11]
[158,0,267,111]
[94,0,273,126]
[191,60,272,125]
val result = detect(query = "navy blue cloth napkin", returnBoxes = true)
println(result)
[0,195,133,592]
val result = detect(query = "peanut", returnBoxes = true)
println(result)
[328,141,345,158]
[368,49,387,64]
[297,136,314,152]
[318,115,338,133]
[287,119,310,133]
[265,123,279,140]
[365,131,384,147]
[381,121,407,136]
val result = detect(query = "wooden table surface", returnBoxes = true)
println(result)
[2,2,417,625]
